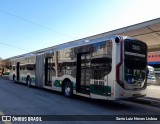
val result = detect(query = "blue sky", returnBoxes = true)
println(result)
[0,0,160,59]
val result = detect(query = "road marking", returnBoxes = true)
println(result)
[0,111,12,124]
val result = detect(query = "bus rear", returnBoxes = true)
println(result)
[115,36,147,99]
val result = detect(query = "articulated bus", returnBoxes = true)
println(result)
[8,35,147,100]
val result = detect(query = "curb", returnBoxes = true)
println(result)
[135,97,160,107]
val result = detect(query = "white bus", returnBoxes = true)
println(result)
[147,66,156,85]
[8,35,147,100]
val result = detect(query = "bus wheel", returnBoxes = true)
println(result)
[26,76,31,87]
[63,81,73,98]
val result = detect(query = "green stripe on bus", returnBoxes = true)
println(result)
[90,84,111,96]
[54,80,62,87]
[54,80,76,90]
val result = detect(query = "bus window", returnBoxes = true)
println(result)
[91,57,111,79]
[13,65,15,71]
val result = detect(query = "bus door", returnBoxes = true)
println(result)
[16,62,20,81]
[76,52,91,94]
[45,57,53,87]
[90,57,111,96]
[36,54,45,88]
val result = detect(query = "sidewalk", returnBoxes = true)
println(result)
[136,85,160,106]
[146,85,160,99]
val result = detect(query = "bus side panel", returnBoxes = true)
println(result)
[107,38,118,100]
[36,54,45,88]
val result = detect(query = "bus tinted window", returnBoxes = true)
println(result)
[91,57,111,79]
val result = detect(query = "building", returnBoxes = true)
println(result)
[148,52,160,79]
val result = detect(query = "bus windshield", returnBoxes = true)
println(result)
[124,39,147,84]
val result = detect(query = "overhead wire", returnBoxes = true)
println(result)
[0,9,75,52]
[0,9,75,39]
[0,41,30,52]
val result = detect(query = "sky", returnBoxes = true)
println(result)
[0,0,160,59]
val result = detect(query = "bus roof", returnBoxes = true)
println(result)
[4,35,119,60]
[4,35,141,60]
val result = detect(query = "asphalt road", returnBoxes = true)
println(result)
[0,78,160,124]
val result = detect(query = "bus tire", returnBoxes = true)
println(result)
[63,81,73,98]
[26,76,31,87]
